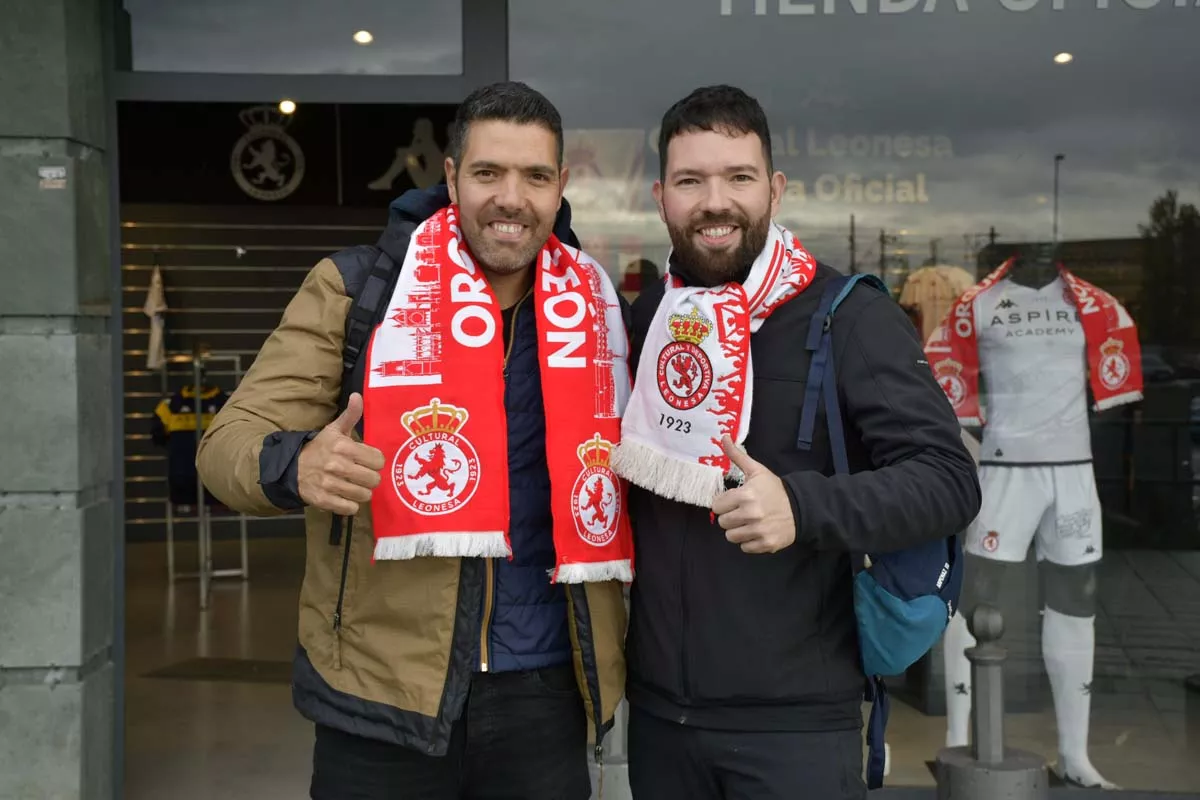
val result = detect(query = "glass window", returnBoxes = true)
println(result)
[123,0,462,75]
[512,0,1200,793]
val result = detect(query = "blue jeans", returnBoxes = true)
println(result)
[310,665,590,799]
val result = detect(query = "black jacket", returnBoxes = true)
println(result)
[625,262,982,732]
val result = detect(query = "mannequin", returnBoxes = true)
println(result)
[1003,245,1060,296]
[933,246,1142,790]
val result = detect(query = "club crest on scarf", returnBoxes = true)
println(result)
[571,434,622,547]
[933,359,968,410]
[657,308,715,411]
[1098,338,1131,390]
[391,398,481,516]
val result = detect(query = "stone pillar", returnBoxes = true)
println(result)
[0,0,116,798]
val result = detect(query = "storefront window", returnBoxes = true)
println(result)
[512,0,1200,791]
[123,0,462,75]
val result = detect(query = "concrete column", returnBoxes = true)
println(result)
[0,0,116,798]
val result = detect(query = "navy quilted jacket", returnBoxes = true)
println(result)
[485,295,572,672]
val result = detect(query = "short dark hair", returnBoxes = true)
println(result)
[657,85,773,180]
[449,81,564,167]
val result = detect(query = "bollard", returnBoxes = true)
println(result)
[935,605,1048,799]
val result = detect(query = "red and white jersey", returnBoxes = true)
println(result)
[973,276,1091,464]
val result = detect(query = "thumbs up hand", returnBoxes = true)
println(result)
[297,392,386,516]
[711,436,796,554]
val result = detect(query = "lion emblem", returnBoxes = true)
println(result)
[407,443,463,497]
[580,476,612,528]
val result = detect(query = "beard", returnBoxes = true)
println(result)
[666,208,771,287]
[459,205,552,277]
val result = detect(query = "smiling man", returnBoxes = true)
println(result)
[197,81,632,800]
[616,85,981,799]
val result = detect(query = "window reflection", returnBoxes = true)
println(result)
[515,0,1200,791]
[123,0,462,75]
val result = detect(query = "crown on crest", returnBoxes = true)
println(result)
[1099,338,1124,357]
[238,105,293,130]
[401,398,469,437]
[577,433,613,468]
[934,358,963,375]
[668,308,712,346]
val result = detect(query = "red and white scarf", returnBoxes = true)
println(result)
[362,206,634,584]
[925,257,1144,425]
[612,223,818,507]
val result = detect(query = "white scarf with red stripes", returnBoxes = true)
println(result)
[613,223,817,507]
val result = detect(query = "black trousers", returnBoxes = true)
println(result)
[628,706,867,800]
[310,665,591,800]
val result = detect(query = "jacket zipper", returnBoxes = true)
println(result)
[333,516,354,632]
[567,586,607,767]
[480,287,531,672]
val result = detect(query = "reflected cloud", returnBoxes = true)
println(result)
[123,0,463,75]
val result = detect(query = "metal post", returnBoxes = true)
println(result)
[166,499,175,582]
[969,606,1006,765]
[849,214,857,274]
[935,605,1048,799]
[234,355,249,581]
[193,353,210,610]
[1053,154,1064,245]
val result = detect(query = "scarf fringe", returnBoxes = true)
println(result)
[1095,390,1143,412]
[552,560,633,584]
[373,532,510,561]
[612,439,724,509]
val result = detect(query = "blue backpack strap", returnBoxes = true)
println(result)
[794,272,890,789]
[796,273,887,457]
[865,676,890,790]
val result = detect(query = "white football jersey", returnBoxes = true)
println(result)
[974,276,1091,463]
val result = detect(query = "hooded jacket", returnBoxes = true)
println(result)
[196,185,627,757]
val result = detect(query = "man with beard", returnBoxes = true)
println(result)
[197,81,632,799]
[613,85,981,799]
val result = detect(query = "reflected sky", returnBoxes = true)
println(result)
[119,0,1200,270]
[124,0,462,75]
[511,0,1200,267]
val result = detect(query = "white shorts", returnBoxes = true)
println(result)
[965,464,1102,566]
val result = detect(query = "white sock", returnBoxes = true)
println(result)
[943,611,975,747]
[1042,608,1114,788]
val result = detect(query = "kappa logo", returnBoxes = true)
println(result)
[657,308,715,411]
[230,105,305,202]
[996,298,1016,310]
[933,358,968,408]
[391,398,481,516]
[1098,338,1131,390]
[571,434,622,547]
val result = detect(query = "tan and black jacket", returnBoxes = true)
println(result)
[196,188,627,758]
